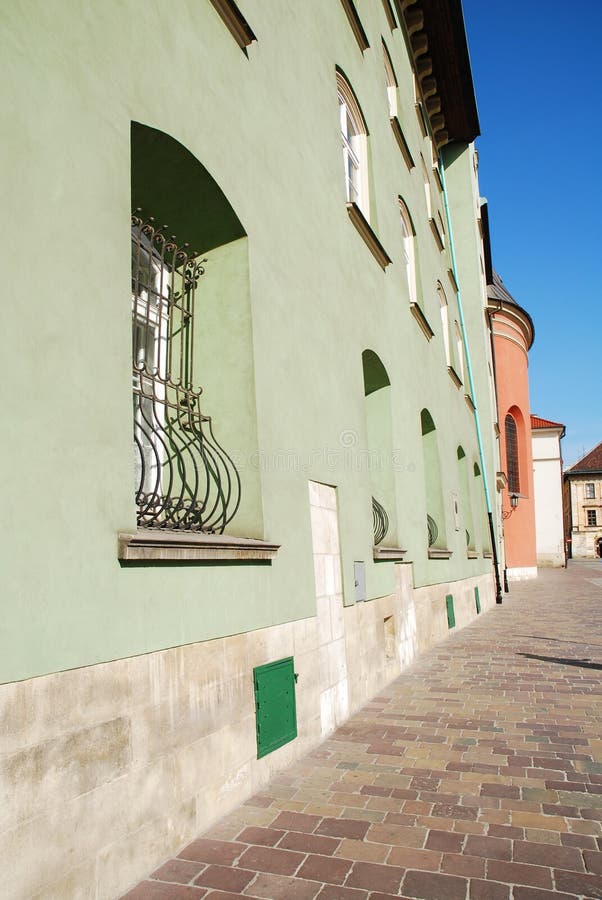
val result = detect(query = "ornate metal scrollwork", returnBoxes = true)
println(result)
[372,496,389,546]
[131,211,240,532]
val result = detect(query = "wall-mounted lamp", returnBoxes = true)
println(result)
[503,492,520,519]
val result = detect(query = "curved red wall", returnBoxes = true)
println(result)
[492,312,537,571]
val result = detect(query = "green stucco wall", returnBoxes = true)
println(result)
[1,0,499,683]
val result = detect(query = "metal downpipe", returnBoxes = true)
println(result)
[439,151,503,605]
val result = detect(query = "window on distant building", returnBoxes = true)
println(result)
[337,70,369,220]
[421,155,433,220]
[587,509,597,526]
[505,413,520,494]
[585,482,595,499]
[399,199,417,303]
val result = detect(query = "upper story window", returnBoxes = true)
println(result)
[421,155,433,220]
[505,413,520,494]
[585,482,595,499]
[438,285,450,365]
[399,199,417,303]
[382,41,398,118]
[587,509,597,526]
[455,321,464,383]
[337,71,369,220]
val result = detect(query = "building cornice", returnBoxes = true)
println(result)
[395,0,479,148]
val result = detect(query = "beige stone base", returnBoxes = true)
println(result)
[0,567,495,900]
[507,565,538,581]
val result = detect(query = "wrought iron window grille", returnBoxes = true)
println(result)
[427,514,438,547]
[372,496,389,545]
[131,211,241,533]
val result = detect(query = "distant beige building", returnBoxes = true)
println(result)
[564,441,602,559]
[531,416,565,567]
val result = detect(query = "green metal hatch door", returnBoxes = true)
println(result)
[253,656,297,758]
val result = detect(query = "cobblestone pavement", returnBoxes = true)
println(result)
[123,562,602,900]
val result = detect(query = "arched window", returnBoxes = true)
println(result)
[421,409,447,551]
[421,154,432,220]
[505,414,520,493]
[438,284,451,366]
[399,199,417,303]
[130,122,249,534]
[362,350,398,548]
[337,71,369,219]
[457,447,475,551]
[382,40,398,118]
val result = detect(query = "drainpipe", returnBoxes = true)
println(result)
[439,151,503,605]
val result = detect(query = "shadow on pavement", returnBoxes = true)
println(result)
[518,652,602,670]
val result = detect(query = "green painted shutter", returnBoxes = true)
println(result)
[253,656,297,759]
[446,594,455,629]
[475,586,481,614]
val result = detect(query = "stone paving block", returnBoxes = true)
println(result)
[345,861,405,893]
[367,823,427,847]
[512,889,576,900]
[122,883,207,899]
[235,845,305,876]
[296,853,353,884]
[402,869,468,900]
[333,838,389,863]
[179,840,247,866]
[151,858,205,884]
[512,839,584,870]
[487,859,553,889]
[469,878,510,900]
[194,866,255,893]
[236,827,285,847]
[316,884,368,899]
[553,867,602,896]
[245,872,320,899]
[314,817,369,840]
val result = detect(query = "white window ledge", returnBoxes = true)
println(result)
[428,548,453,559]
[447,365,462,388]
[467,550,479,559]
[346,203,392,270]
[410,302,434,340]
[118,530,280,562]
[373,546,407,561]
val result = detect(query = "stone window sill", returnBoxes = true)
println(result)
[410,302,434,341]
[346,203,391,270]
[465,393,475,411]
[118,530,280,562]
[340,0,370,51]
[209,0,256,52]
[373,545,407,561]
[428,548,453,559]
[467,550,479,559]
[448,365,462,389]
[483,550,493,558]
[390,117,414,169]
[429,217,444,251]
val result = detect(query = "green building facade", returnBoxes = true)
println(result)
[0,1,502,896]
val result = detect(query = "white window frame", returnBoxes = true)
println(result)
[587,508,597,527]
[455,321,464,382]
[399,200,417,303]
[421,155,432,220]
[131,233,169,499]
[382,40,398,118]
[438,285,450,366]
[585,482,595,499]
[337,72,370,220]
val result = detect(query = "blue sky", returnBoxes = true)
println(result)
[461,0,602,467]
